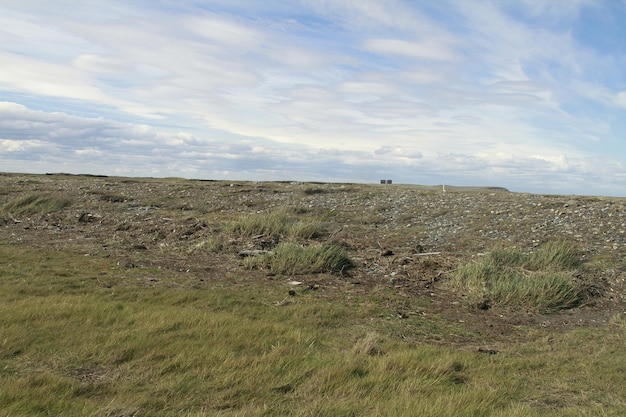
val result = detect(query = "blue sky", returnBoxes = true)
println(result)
[1,0,626,196]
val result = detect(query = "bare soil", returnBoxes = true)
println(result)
[2,173,625,346]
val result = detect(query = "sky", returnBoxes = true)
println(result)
[1,0,626,196]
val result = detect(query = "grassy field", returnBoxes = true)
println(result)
[1,175,625,416]
[1,244,625,416]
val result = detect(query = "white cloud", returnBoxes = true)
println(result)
[615,91,626,108]
[74,148,104,156]
[184,15,265,47]
[364,38,459,61]
[0,54,107,101]
[72,53,130,74]
[306,0,447,36]
[0,139,47,152]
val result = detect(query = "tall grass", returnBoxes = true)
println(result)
[450,240,585,312]
[244,243,354,275]
[1,192,72,217]
[526,239,581,271]
[229,208,325,239]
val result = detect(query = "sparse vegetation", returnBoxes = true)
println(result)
[90,190,129,203]
[302,186,327,195]
[449,240,586,312]
[1,174,625,416]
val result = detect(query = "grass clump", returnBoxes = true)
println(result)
[245,243,354,275]
[230,209,292,237]
[188,236,223,254]
[526,239,581,271]
[230,208,325,239]
[289,220,324,239]
[1,192,72,218]
[450,240,585,312]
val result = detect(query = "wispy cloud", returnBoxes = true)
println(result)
[1,0,625,195]
[363,38,460,61]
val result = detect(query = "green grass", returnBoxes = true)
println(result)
[526,239,582,271]
[229,208,326,240]
[449,240,586,312]
[1,244,625,416]
[244,243,354,275]
[1,192,72,218]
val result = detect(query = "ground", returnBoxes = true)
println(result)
[1,172,625,349]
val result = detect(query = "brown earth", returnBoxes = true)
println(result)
[2,172,625,347]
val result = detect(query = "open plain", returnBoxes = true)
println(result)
[1,173,625,416]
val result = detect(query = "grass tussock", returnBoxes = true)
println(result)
[1,192,72,218]
[188,236,223,254]
[244,243,354,275]
[526,239,582,270]
[450,240,585,312]
[230,208,326,239]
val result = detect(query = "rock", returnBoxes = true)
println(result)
[78,212,102,223]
